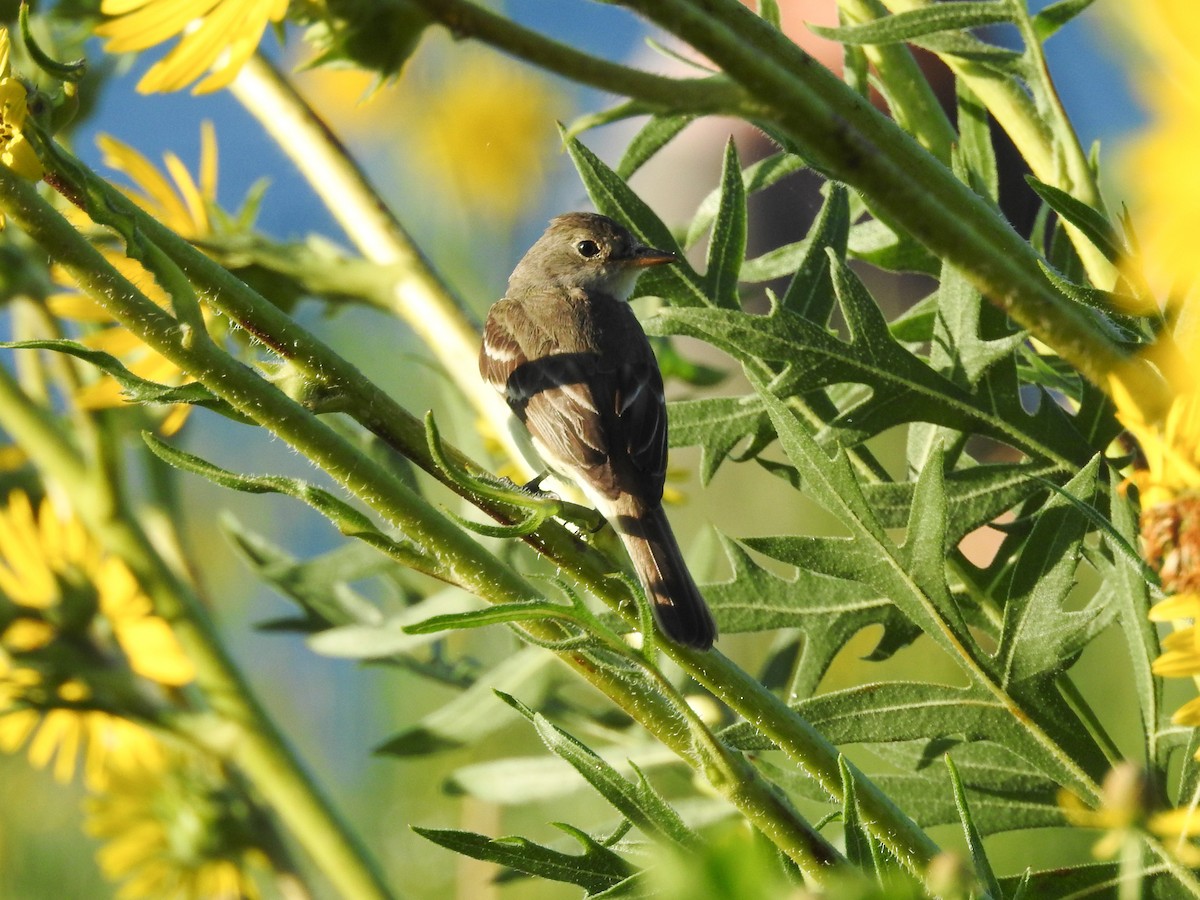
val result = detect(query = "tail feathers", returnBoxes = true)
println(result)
[617,504,717,650]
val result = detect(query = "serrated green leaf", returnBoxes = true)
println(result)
[1032,0,1098,41]
[2,339,249,422]
[996,457,1111,686]
[1026,176,1123,264]
[701,534,917,695]
[932,259,1025,388]
[759,741,1064,834]
[1103,474,1162,768]
[946,755,1003,898]
[781,183,848,320]
[667,395,771,483]
[812,2,1015,45]
[617,114,695,179]
[789,682,1012,747]
[649,257,1091,469]
[375,648,559,756]
[705,138,747,309]
[498,692,699,849]
[564,134,710,308]
[859,460,1061,535]
[143,432,441,578]
[685,151,807,250]
[413,824,633,895]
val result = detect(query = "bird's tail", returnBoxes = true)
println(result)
[612,500,717,650]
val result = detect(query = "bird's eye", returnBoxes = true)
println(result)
[576,240,601,258]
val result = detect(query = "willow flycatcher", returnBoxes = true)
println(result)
[480,212,717,650]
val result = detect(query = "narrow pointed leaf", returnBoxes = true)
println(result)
[946,755,1003,898]
[1025,176,1123,264]
[413,825,633,894]
[1032,0,1099,40]
[617,114,695,178]
[812,2,1016,45]
[497,692,699,848]
[704,138,747,309]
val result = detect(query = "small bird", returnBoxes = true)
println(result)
[479,212,718,650]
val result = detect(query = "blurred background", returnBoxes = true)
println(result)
[0,0,1161,896]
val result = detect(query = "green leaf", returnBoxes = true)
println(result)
[649,256,1092,469]
[758,0,782,28]
[956,81,998,203]
[143,432,442,578]
[1032,0,1099,41]
[811,2,1016,45]
[1038,261,1145,333]
[742,383,975,662]
[375,649,559,756]
[685,151,807,250]
[667,395,771,484]
[946,755,1002,898]
[858,460,1062,535]
[446,743,682,805]
[781,183,848,320]
[931,259,1025,388]
[617,114,695,179]
[740,239,812,284]
[1,339,249,422]
[701,535,918,695]
[221,515,388,631]
[306,590,484,659]
[995,457,1111,686]
[846,217,940,275]
[705,138,747,309]
[789,682,1012,747]
[564,134,710,308]
[496,693,699,848]
[1103,474,1162,768]
[413,824,634,895]
[1025,176,1123,264]
[839,755,875,872]
[998,862,1178,898]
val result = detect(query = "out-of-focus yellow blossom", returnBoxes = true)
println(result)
[0,28,44,183]
[95,0,289,95]
[50,124,222,434]
[0,491,192,789]
[1059,763,1155,860]
[1119,1,1200,295]
[404,50,563,221]
[86,749,271,900]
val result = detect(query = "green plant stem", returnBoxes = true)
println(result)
[228,53,531,472]
[0,362,393,900]
[836,0,957,164]
[0,164,842,882]
[881,0,1116,288]
[405,0,750,113]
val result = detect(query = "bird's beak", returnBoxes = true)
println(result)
[628,245,677,268]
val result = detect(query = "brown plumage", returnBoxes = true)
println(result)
[479,213,717,650]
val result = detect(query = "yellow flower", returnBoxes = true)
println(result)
[1059,763,1153,860]
[1117,1,1200,296]
[50,124,223,434]
[403,49,564,221]
[95,0,289,94]
[85,749,271,899]
[0,491,192,788]
[0,28,45,182]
